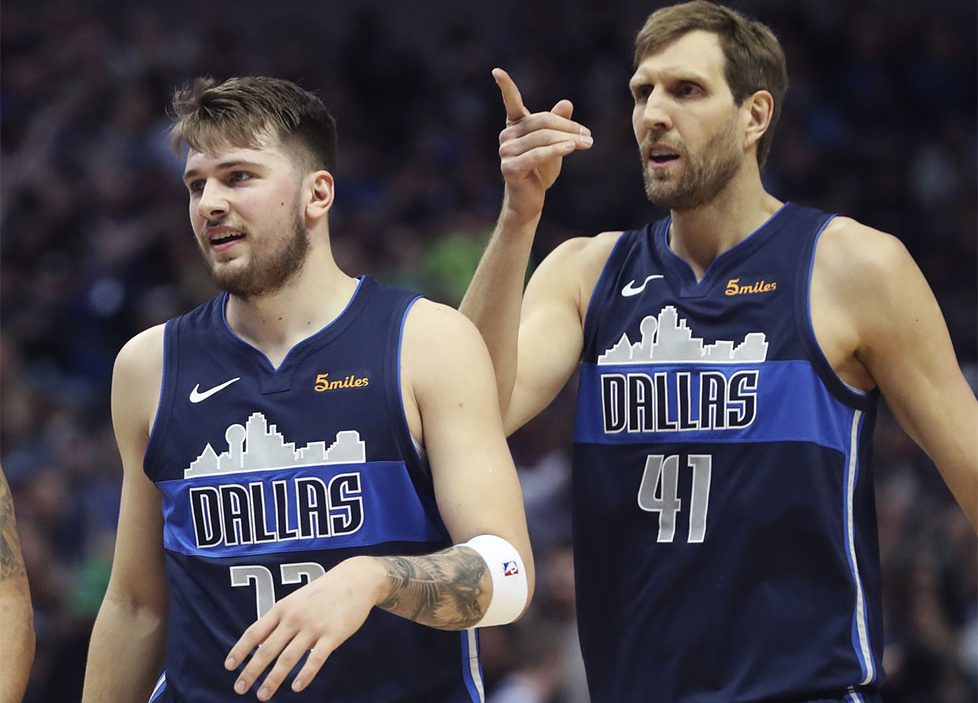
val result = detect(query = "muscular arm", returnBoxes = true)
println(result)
[459,68,598,433]
[83,326,169,703]
[813,219,978,530]
[0,467,34,703]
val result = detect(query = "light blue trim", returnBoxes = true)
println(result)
[841,409,876,685]
[460,629,485,702]
[148,671,167,702]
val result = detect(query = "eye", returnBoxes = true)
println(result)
[675,82,703,98]
[632,84,653,102]
[187,179,204,194]
[228,171,252,184]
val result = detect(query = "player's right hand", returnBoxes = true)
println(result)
[492,68,593,222]
[224,556,386,700]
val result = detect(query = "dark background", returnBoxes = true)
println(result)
[2,1,975,701]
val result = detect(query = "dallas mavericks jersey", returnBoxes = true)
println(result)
[143,277,485,702]
[572,204,883,703]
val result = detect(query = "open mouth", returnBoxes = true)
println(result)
[650,154,679,164]
[206,226,246,247]
[211,232,245,245]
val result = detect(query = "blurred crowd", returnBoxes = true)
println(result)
[1,0,975,700]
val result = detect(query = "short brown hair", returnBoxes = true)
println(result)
[634,1,787,169]
[169,76,337,173]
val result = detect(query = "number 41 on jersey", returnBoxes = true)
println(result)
[638,454,712,543]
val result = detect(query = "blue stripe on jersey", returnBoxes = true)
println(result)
[843,410,876,685]
[574,359,854,451]
[159,461,445,558]
[460,630,485,702]
[148,671,166,702]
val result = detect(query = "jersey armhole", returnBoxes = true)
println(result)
[581,231,633,356]
[794,214,877,411]
[388,295,428,473]
[144,319,177,479]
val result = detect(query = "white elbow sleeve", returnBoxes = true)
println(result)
[463,534,529,627]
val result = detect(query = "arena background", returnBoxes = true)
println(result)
[1,0,975,700]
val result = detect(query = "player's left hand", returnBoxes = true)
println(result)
[225,556,387,700]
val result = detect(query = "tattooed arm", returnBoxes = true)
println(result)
[374,545,489,629]
[0,465,35,703]
[225,302,533,700]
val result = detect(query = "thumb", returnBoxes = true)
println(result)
[551,99,574,120]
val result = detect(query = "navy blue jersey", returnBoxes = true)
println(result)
[572,204,883,703]
[143,277,485,703]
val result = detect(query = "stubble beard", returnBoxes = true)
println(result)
[642,117,742,211]
[208,209,310,299]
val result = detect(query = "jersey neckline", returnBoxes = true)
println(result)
[216,275,371,373]
[651,202,793,299]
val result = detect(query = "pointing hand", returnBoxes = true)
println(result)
[492,68,593,220]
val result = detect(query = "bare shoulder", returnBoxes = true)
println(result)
[402,298,489,360]
[815,216,915,290]
[545,230,624,272]
[115,324,166,376]
[535,231,625,320]
[112,324,166,439]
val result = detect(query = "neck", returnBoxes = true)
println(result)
[667,169,782,281]
[225,239,357,367]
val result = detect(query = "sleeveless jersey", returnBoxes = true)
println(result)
[572,203,883,703]
[143,277,485,703]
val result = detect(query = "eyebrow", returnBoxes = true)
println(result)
[183,160,265,182]
[630,66,711,88]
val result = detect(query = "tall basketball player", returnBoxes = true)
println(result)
[460,2,977,702]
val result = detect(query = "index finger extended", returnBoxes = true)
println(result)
[492,67,530,124]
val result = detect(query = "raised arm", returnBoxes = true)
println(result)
[0,466,34,703]
[813,219,978,530]
[83,326,169,703]
[459,69,595,432]
[223,302,534,701]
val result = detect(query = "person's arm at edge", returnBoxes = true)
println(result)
[817,219,978,530]
[82,325,169,703]
[0,466,35,703]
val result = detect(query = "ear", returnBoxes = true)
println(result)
[743,90,774,152]
[305,170,335,222]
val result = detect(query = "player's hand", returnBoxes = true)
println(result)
[225,556,386,700]
[493,67,593,222]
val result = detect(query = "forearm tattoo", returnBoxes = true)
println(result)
[376,546,489,630]
[0,474,27,582]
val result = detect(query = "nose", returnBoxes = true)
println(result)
[641,88,673,132]
[196,179,229,222]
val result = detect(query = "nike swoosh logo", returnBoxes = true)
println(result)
[189,377,241,403]
[621,275,664,297]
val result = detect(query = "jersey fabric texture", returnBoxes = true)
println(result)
[573,203,883,703]
[143,277,485,702]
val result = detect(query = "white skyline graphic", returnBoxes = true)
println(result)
[185,412,366,478]
[598,305,768,365]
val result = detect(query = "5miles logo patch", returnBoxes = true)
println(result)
[314,370,371,392]
[725,276,777,296]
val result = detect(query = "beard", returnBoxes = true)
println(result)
[641,116,742,211]
[207,209,310,299]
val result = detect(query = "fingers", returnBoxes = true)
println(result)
[225,613,279,673]
[253,634,318,700]
[231,625,295,698]
[492,67,530,123]
[291,637,332,692]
